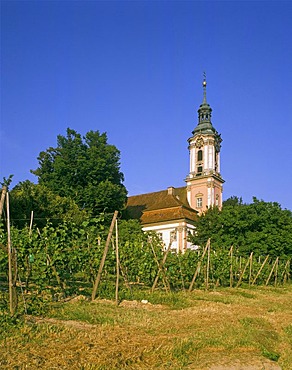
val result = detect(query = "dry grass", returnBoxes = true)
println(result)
[1,286,292,369]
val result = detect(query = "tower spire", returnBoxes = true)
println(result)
[193,72,214,134]
[203,72,207,104]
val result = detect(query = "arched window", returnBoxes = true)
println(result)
[197,150,203,162]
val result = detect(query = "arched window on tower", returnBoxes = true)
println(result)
[216,194,219,207]
[197,150,203,162]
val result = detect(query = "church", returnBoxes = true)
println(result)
[126,77,224,252]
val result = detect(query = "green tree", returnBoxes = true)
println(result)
[190,197,292,257]
[31,128,127,215]
[9,180,86,228]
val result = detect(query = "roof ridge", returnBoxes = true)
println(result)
[128,188,167,198]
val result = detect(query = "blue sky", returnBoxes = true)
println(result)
[1,0,292,210]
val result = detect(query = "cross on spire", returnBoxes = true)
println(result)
[202,72,207,104]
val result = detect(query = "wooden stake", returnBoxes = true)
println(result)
[189,239,210,292]
[29,211,34,235]
[6,192,15,315]
[274,257,279,287]
[151,242,172,293]
[111,239,132,292]
[252,255,269,285]
[249,252,253,287]
[118,260,132,291]
[25,211,34,292]
[266,257,279,286]
[282,259,290,283]
[178,254,186,292]
[150,241,170,291]
[92,211,119,301]
[229,246,233,288]
[0,185,7,218]
[236,252,253,288]
[115,219,119,305]
[205,240,211,290]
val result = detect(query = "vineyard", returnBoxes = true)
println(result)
[0,210,290,317]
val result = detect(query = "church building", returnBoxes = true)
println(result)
[126,77,224,252]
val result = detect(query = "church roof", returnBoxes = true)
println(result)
[126,186,198,225]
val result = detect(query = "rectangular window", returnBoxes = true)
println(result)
[215,196,219,206]
[196,166,203,176]
[196,197,203,208]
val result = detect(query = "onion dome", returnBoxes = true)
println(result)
[192,76,216,135]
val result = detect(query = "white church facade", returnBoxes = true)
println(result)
[126,77,224,252]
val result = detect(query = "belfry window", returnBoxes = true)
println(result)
[196,197,203,208]
[197,166,203,173]
[216,195,219,206]
[197,150,203,162]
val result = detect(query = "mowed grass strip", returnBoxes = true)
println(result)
[1,286,292,369]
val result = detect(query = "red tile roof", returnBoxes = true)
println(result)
[126,186,198,225]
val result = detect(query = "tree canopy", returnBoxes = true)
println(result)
[9,180,86,228]
[31,128,127,216]
[190,197,292,257]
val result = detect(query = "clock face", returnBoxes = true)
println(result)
[195,137,204,148]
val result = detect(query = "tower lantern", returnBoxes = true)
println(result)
[186,76,224,214]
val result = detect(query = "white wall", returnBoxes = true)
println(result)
[142,222,196,252]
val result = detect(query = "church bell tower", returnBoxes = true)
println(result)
[186,76,224,214]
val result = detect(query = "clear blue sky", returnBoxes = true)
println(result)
[1,0,292,210]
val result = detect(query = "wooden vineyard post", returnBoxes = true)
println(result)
[229,246,233,288]
[6,192,16,315]
[150,241,170,292]
[25,211,34,292]
[236,252,253,288]
[115,219,119,305]
[92,211,119,301]
[205,240,211,290]
[0,185,7,218]
[282,259,290,284]
[249,252,253,287]
[111,238,132,292]
[151,242,172,293]
[265,257,279,286]
[29,210,34,233]
[189,239,210,292]
[252,255,269,285]
[274,257,279,287]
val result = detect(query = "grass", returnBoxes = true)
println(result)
[1,285,292,369]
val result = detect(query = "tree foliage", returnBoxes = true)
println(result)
[31,128,127,216]
[190,197,292,257]
[9,180,86,228]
